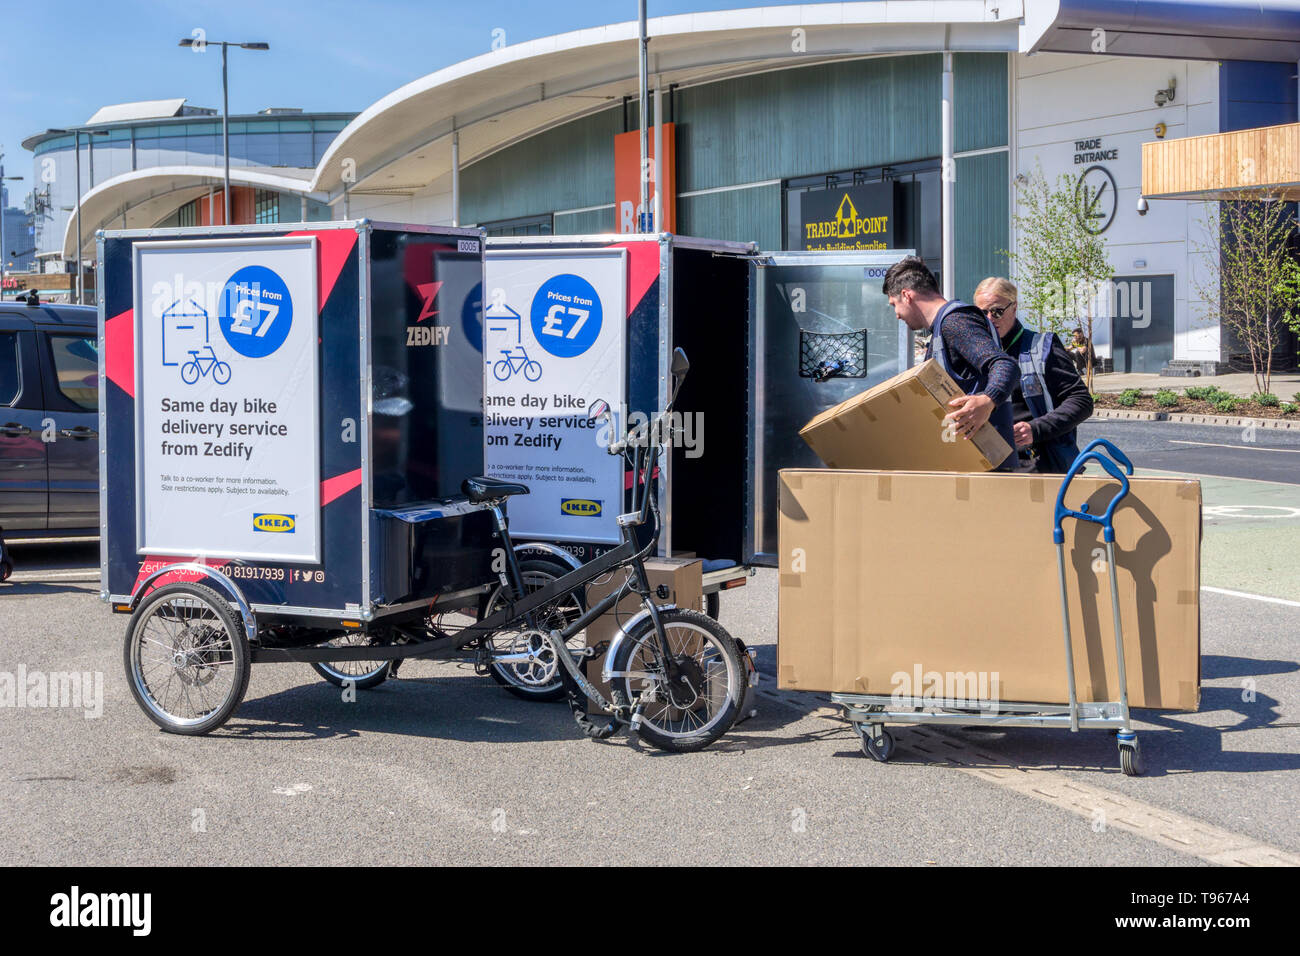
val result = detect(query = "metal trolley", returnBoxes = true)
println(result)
[833,440,1146,776]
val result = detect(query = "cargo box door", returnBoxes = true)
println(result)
[747,250,914,565]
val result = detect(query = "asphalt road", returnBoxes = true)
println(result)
[1079,419,1300,485]
[0,420,1296,866]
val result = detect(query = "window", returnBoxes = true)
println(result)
[254,189,280,224]
[0,332,19,406]
[178,201,197,227]
[48,335,98,411]
[482,213,553,237]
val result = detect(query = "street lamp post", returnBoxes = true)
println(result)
[179,37,270,224]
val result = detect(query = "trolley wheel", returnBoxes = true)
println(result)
[0,560,11,582]
[858,724,895,762]
[1118,738,1143,777]
[124,582,250,735]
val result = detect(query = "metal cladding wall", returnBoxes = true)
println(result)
[462,52,1008,291]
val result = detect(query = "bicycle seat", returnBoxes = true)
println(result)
[461,476,530,503]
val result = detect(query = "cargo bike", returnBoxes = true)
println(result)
[98,221,747,752]
[834,439,1148,775]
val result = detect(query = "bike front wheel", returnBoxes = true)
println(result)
[608,608,744,753]
[213,361,232,385]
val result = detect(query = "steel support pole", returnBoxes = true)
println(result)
[451,129,460,227]
[941,52,955,300]
[75,132,84,304]
[222,42,231,224]
[653,83,663,232]
[638,0,649,232]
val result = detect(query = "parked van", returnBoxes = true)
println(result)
[0,296,100,570]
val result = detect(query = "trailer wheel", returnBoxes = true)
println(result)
[311,632,394,690]
[124,582,250,735]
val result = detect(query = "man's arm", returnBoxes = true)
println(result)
[939,313,1020,402]
[940,312,1020,437]
[1030,338,1094,443]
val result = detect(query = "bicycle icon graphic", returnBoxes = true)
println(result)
[492,345,542,382]
[180,345,232,385]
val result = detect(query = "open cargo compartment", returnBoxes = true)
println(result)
[98,220,496,624]
[746,250,914,565]
[482,236,917,575]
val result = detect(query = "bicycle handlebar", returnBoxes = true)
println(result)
[1053,441,1133,545]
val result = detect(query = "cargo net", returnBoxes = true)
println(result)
[799,328,868,382]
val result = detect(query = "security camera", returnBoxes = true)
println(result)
[1137,196,1149,216]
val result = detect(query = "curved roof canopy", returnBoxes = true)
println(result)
[68,1,1300,236]
[64,166,321,259]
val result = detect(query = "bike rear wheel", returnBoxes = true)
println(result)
[608,608,744,753]
[482,558,586,701]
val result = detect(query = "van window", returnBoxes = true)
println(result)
[0,332,19,406]
[49,334,98,411]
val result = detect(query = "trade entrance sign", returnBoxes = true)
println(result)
[132,236,320,562]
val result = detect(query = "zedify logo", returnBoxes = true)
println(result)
[407,280,451,346]
[804,193,890,246]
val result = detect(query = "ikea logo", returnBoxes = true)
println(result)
[253,513,296,533]
[560,498,602,517]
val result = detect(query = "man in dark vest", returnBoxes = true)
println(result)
[881,256,1020,470]
[972,277,1093,474]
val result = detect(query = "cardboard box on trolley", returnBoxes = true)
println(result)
[775,468,1201,711]
[98,221,499,621]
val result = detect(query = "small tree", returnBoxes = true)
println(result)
[1004,164,1113,390]
[1193,191,1297,395]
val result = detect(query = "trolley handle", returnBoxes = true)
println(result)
[1079,438,1135,474]
[1053,445,1133,544]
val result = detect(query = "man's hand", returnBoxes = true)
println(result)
[1013,421,1033,448]
[945,393,995,439]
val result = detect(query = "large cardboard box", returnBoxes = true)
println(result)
[777,469,1201,710]
[799,360,1012,472]
[583,557,703,714]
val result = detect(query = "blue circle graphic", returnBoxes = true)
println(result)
[530,274,603,358]
[218,265,294,358]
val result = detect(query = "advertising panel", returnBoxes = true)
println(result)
[133,236,320,562]
[483,248,626,544]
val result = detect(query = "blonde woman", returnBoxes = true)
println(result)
[971,277,1093,474]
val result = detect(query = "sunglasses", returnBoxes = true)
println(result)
[982,301,1015,319]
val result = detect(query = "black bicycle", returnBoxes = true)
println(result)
[448,348,747,751]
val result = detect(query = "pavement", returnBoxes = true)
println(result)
[1092,369,1300,399]
[0,417,1296,866]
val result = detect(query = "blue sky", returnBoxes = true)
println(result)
[0,0,817,185]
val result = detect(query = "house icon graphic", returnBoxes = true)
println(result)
[161,299,210,367]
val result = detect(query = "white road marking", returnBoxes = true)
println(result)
[7,570,99,583]
[1167,439,1300,454]
[1202,586,1300,608]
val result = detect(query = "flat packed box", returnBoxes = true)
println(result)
[776,469,1201,710]
[799,360,1012,472]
